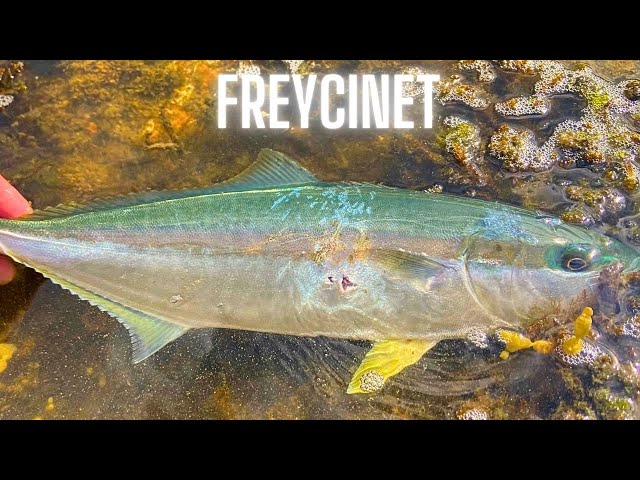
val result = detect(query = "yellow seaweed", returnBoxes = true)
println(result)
[562,307,593,355]
[499,331,553,359]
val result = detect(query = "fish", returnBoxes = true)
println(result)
[0,149,637,393]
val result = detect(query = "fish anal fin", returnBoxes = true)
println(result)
[21,263,187,363]
[368,248,454,281]
[113,307,188,363]
[347,339,438,394]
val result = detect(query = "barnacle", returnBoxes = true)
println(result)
[602,161,640,192]
[0,61,26,95]
[563,185,626,221]
[560,206,594,226]
[623,80,640,101]
[495,60,548,75]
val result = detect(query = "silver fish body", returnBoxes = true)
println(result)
[0,150,636,362]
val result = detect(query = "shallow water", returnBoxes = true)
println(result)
[1,60,639,419]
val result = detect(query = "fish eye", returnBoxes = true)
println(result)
[564,256,589,271]
[557,244,597,272]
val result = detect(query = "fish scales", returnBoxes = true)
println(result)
[0,150,637,383]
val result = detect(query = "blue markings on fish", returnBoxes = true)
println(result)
[482,210,540,244]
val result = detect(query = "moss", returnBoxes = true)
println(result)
[588,90,611,112]
[495,60,545,75]
[574,76,611,112]
[592,388,632,419]
[624,79,640,101]
[603,162,639,192]
[0,61,26,96]
[435,76,488,109]
[439,117,484,181]
[566,186,608,206]
[552,401,597,420]
[556,126,601,152]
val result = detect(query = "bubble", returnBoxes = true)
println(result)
[459,60,495,82]
[495,60,549,75]
[488,125,557,172]
[360,370,384,393]
[434,76,489,109]
[555,338,603,366]
[237,61,261,78]
[458,408,488,420]
[495,95,549,116]
[621,320,640,339]
[491,61,640,182]
[399,66,428,97]
[467,327,489,349]
[0,95,13,109]
[283,60,304,75]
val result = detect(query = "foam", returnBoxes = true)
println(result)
[459,60,496,82]
[459,408,488,420]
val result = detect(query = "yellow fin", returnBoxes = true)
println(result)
[347,339,437,394]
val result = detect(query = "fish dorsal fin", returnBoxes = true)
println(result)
[24,149,318,221]
[368,248,455,280]
[218,148,318,189]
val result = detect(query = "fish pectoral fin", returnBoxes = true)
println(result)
[347,339,438,394]
[368,248,453,281]
[23,266,188,363]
